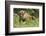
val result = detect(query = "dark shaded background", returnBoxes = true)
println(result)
[14,8,39,18]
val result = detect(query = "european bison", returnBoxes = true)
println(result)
[18,10,35,22]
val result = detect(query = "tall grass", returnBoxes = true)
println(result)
[13,15,39,28]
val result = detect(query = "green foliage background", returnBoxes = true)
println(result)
[13,8,39,28]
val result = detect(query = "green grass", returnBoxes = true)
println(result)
[13,15,39,28]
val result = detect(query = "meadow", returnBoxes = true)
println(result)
[13,15,39,28]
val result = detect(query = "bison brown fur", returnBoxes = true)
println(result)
[18,10,35,22]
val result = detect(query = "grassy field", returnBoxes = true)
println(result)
[13,15,39,28]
